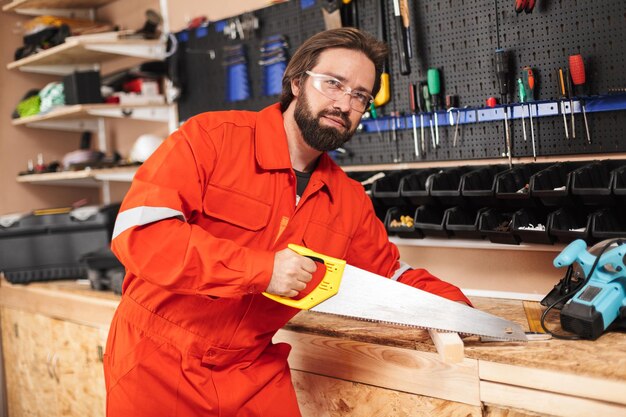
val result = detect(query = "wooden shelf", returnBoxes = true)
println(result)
[389,236,565,252]
[13,103,171,131]
[2,0,119,13]
[7,34,165,75]
[16,166,138,187]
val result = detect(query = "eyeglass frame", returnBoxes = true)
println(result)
[304,70,374,113]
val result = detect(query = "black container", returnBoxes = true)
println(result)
[81,247,125,294]
[63,70,103,105]
[444,206,487,240]
[399,168,440,206]
[571,160,626,205]
[530,161,587,207]
[372,170,413,208]
[414,205,451,238]
[512,208,554,245]
[495,163,552,207]
[478,208,519,245]
[461,165,508,208]
[384,207,423,239]
[611,165,626,204]
[591,208,626,240]
[547,207,593,244]
[0,204,120,283]
[428,166,472,207]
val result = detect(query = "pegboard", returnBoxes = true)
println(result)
[175,0,626,166]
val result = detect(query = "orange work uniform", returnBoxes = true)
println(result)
[105,103,470,417]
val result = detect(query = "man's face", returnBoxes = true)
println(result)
[292,48,376,152]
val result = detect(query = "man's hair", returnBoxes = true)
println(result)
[279,27,388,112]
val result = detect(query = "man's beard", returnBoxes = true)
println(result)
[293,90,355,152]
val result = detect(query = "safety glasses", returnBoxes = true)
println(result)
[305,70,373,113]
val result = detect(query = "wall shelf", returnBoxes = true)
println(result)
[7,34,166,75]
[2,0,120,18]
[389,236,565,252]
[13,103,172,131]
[16,166,138,187]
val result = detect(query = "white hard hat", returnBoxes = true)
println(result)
[129,134,164,162]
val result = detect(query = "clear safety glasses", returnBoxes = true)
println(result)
[305,70,374,113]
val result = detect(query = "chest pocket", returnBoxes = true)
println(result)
[203,183,271,231]
[302,221,351,259]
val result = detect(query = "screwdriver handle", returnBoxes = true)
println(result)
[421,83,432,112]
[427,68,441,108]
[393,0,410,75]
[517,78,527,103]
[569,54,586,87]
[523,66,535,100]
[495,49,511,104]
[409,83,417,113]
[558,68,567,98]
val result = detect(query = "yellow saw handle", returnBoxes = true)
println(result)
[262,244,346,310]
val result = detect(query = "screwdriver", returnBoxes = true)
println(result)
[517,78,528,143]
[374,0,390,107]
[494,49,512,167]
[392,0,410,75]
[523,66,537,160]
[421,82,436,149]
[569,54,591,144]
[409,83,421,156]
[416,82,426,153]
[427,68,442,146]
[446,95,461,147]
[557,68,570,139]
[566,68,576,139]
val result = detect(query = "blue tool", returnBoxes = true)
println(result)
[550,239,626,340]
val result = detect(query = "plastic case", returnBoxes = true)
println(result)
[414,205,451,238]
[384,207,423,239]
[591,208,626,240]
[495,163,552,207]
[399,168,440,206]
[478,208,519,245]
[460,165,507,208]
[428,166,472,207]
[372,170,413,208]
[571,160,626,205]
[512,208,554,245]
[547,207,593,244]
[529,161,587,207]
[0,204,120,284]
[444,206,487,239]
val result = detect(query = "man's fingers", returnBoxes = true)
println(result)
[300,257,318,275]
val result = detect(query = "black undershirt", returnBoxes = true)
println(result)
[293,169,312,199]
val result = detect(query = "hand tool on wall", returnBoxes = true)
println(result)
[421,82,436,149]
[517,78,528,144]
[569,54,591,144]
[566,68,576,139]
[523,66,537,160]
[557,68,570,139]
[322,0,342,30]
[445,95,460,146]
[392,0,410,75]
[408,83,420,157]
[494,49,512,167]
[340,0,358,28]
[374,0,390,107]
[514,0,537,14]
[399,0,412,59]
[263,244,527,341]
[542,239,626,340]
[427,68,442,146]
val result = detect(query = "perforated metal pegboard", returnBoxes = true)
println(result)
[176,0,626,166]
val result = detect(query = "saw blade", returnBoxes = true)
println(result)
[310,264,527,342]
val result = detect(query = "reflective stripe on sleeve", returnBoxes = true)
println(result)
[390,261,412,281]
[112,206,186,240]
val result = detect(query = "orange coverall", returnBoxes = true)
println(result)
[105,103,470,416]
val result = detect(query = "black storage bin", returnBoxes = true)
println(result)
[512,208,554,245]
[461,165,507,208]
[611,165,626,204]
[0,204,120,284]
[495,163,552,207]
[372,171,413,208]
[529,161,587,207]
[591,208,626,240]
[414,205,451,238]
[429,166,472,207]
[384,207,423,239]
[399,168,440,206]
[444,206,487,240]
[81,247,125,294]
[571,160,626,205]
[547,207,593,243]
[63,70,103,105]
[478,208,519,245]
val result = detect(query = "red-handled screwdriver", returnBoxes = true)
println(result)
[569,54,591,144]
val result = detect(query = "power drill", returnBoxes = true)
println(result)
[551,239,626,340]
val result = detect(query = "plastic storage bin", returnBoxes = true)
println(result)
[571,160,626,205]
[399,168,440,206]
[461,165,507,208]
[611,165,626,204]
[478,208,519,245]
[428,166,472,207]
[591,208,626,240]
[384,207,423,239]
[414,205,451,238]
[495,163,552,207]
[372,170,413,208]
[512,208,553,244]
[529,161,587,207]
[444,206,486,239]
[0,204,120,284]
[547,207,592,243]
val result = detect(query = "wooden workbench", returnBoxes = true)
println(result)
[1,279,625,417]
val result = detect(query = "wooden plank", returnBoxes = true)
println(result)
[292,370,482,417]
[480,380,626,417]
[16,166,138,186]
[274,329,480,406]
[428,329,464,364]
[12,103,170,125]
[479,361,626,406]
[3,0,118,12]
[0,280,118,328]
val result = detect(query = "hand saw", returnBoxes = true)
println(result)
[264,244,527,342]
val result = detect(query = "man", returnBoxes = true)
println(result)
[105,27,470,416]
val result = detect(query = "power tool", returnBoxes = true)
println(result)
[549,239,626,340]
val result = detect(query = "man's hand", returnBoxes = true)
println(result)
[266,248,317,298]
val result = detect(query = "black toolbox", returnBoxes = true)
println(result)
[0,204,120,284]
